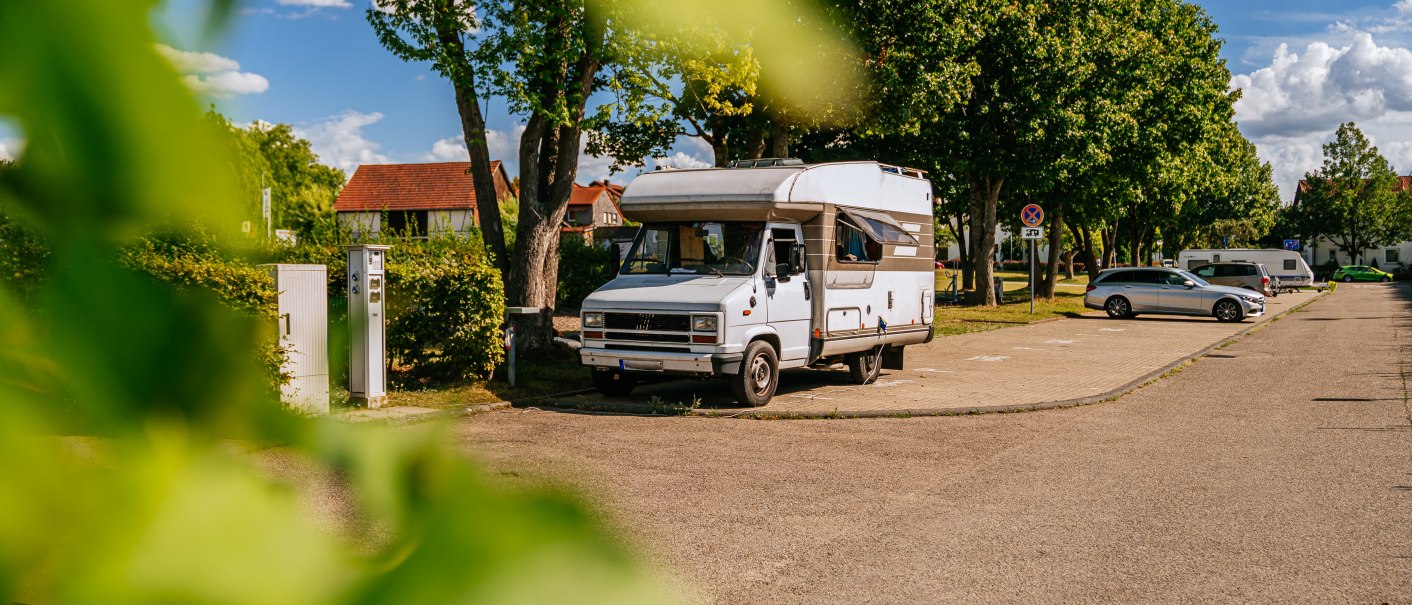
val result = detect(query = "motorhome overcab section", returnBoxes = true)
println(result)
[579,160,936,407]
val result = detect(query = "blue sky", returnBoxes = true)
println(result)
[6,0,1412,201]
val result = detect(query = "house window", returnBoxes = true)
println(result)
[603,212,618,225]
[1387,249,1400,264]
[385,210,428,236]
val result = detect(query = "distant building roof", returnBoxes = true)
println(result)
[334,161,516,214]
[569,183,613,207]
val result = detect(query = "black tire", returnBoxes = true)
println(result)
[1382,276,1391,283]
[1343,275,1353,282]
[730,340,778,407]
[1104,296,1132,319]
[591,369,637,397]
[1213,298,1244,323]
[847,346,883,385]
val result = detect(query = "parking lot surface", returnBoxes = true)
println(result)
[555,290,1324,416]
[455,284,1412,602]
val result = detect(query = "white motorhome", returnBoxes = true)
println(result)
[578,160,936,407]
[1177,248,1315,288]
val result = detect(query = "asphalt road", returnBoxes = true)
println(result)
[454,283,1412,603]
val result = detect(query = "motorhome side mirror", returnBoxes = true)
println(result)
[1183,280,1196,289]
[790,244,806,275]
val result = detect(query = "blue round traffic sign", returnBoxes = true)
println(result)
[1021,204,1044,227]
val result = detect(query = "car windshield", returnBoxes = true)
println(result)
[621,222,764,276]
[1176,270,1210,286]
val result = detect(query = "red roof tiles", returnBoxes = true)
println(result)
[334,161,514,215]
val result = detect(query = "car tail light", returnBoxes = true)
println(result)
[1261,276,1270,284]
[1085,284,1096,292]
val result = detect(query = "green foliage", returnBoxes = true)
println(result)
[119,227,279,319]
[384,237,507,385]
[0,163,51,303]
[207,111,347,243]
[1293,122,1412,256]
[0,2,669,604]
[557,234,615,310]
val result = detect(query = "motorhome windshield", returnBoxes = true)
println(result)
[621,222,764,276]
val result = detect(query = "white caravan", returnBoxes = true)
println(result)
[578,160,936,407]
[1177,248,1315,288]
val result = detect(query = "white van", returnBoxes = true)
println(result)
[578,160,936,407]
[1177,248,1314,288]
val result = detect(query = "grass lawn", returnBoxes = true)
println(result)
[932,282,1093,337]
[362,354,593,410]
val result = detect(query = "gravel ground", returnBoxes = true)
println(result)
[452,283,1412,603]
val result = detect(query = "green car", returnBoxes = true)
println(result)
[1331,265,1394,283]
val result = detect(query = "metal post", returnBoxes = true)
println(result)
[1029,239,1036,314]
[507,325,516,387]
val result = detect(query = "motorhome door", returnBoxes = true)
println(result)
[766,225,811,362]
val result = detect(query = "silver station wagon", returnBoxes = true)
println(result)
[1084,267,1265,322]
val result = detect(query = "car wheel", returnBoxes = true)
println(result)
[1343,275,1353,282]
[591,369,637,397]
[1382,276,1391,283]
[1213,298,1244,323]
[730,340,778,407]
[1104,296,1132,319]
[847,346,883,385]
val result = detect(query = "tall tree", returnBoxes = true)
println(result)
[370,0,626,350]
[1295,122,1412,262]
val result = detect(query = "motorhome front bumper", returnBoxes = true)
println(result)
[581,347,744,376]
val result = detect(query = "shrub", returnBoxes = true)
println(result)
[383,237,506,385]
[0,207,51,303]
[557,233,615,310]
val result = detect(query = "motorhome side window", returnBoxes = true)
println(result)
[836,218,882,263]
[621,222,764,275]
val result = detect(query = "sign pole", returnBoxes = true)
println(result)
[1029,239,1035,314]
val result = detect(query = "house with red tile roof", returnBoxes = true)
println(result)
[563,182,625,244]
[1292,175,1412,270]
[334,161,516,238]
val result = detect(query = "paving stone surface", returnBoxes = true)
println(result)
[554,290,1325,415]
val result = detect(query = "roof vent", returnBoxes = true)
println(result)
[727,158,805,168]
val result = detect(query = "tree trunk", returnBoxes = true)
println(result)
[946,208,971,291]
[438,22,508,278]
[770,116,789,158]
[967,175,1002,306]
[744,125,766,160]
[708,115,730,167]
[504,17,604,353]
[1062,250,1076,280]
[1039,201,1064,299]
[1101,228,1117,268]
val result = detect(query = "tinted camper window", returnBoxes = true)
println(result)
[836,218,882,263]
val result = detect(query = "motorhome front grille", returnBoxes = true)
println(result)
[603,312,690,332]
[604,332,691,343]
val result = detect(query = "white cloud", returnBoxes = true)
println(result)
[1231,10,1412,200]
[278,0,351,6]
[421,124,526,175]
[156,44,269,98]
[651,151,711,171]
[0,137,23,161]
[296,111,391,175]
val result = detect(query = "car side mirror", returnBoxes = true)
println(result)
[1183,280,1196,289]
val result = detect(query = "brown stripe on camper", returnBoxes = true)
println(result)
[804,205,935,274]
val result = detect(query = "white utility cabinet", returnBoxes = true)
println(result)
[261,263,330,415]
[346,245,390,408]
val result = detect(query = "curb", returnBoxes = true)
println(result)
[335,387,599,426]
[536,291,1331,420]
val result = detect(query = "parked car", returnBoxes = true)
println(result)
[1331,265,1393,283]
[1189,261,1276,297]
[1084,267,1265,323]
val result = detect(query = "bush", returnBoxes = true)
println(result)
[383,237,506,385]
[0,207,51,303]
[557,234,615,310]
[120,228,278,318]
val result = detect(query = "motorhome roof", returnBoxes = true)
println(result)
[617,161,932,222]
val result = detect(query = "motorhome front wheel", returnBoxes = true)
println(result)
[730,341,778,407]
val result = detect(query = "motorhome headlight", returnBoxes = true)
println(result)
[582,312,604,328]
[691,314,718,332]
